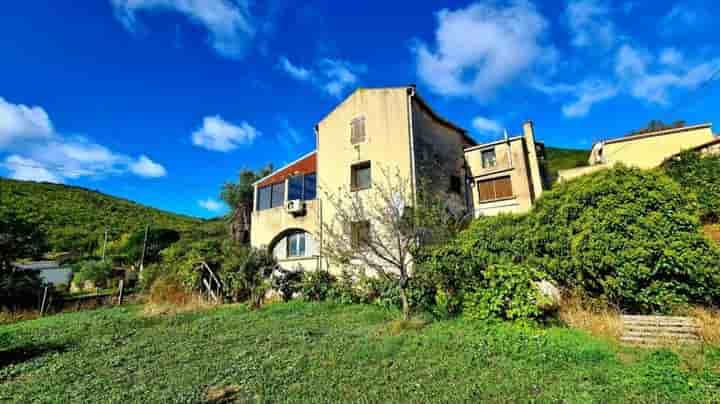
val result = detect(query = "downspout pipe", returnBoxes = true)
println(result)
[407,86,418,207]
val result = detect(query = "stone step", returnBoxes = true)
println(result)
[624,331,700,339]
[624,324,700,333]
[620,336,700,345]
[622,315,695,321]
[623,319,697,326]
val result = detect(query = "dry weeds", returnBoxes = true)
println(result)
[558,293,623,341]
[693,306,720,345]
[0,309,40,324]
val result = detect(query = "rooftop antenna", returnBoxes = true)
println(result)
[504,129,509,142]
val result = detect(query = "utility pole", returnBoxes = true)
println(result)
[139,224,149,273]
[101,228,108,262]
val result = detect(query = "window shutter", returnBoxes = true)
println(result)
[351,117,366,144]
[495,177,513,199]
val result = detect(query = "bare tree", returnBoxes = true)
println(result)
[320,166,468,320]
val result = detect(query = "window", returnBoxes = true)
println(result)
[287,173,317,201]
[350,117,366,144]
[304,173,317,200]
[351,161,371,191]
[271,182,285,208]
[257,185,271,210]
[288,176,303,200]
[450,175,462,194]
[351,221,370,250]
[477,176,513,202]
[481,149,497,168]
[287,232,307,258]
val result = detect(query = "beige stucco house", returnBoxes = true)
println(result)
[250,86,547,272]
[558,123,716,181]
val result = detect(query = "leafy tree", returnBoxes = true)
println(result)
[72,260,113,286]
[0,270,43,309]
[321,167,468,320]
[123,228,180,265]
[221,165,273,243]
[0,210,47,271]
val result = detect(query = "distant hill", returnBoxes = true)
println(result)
[0,177,220,254]
[544,147,590,184]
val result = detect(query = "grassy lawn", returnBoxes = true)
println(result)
[1,302,719,403]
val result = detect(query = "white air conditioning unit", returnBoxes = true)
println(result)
[286,199,304,214]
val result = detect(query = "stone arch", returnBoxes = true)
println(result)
[267,228,317,261]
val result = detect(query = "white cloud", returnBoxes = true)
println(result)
[111,0,255,59]
[278,57,312,81]
[662,5,699,26]
[561,80,618,118]
[3,155,62,183]
[277,57,366,98]
[615,44,720,105]
[0,97,168,183]
[565,0,616,49]
[130,155,167,177]
[659,48,683,67]
[319,59,364,98]
[198,197,224,212]
[191,115,259,152]
[0,97,53,147]
[472,117,503,133]
[414,1,553,100]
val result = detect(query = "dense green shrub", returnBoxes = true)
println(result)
[72,260,113,286]
[529,166,720,312]
[301,271,337,302]
[423,166,720,314]
[463,263,547,321]
[663,151,720,222]
[221,247,276,307]
[270,268,304,301]
[359,274,437,313]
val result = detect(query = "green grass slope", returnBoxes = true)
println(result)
[544,146,590,184]
[0,177,208,253]
[1,303,718,403]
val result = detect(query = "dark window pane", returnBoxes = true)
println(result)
[287,232,307,257]
[351,162,371,191]
[258,186,271,210]
[351,221,370,250]
[288,176,303,200]
[482,149,497,168]
[271,182,285,208]
[304,173,317,200]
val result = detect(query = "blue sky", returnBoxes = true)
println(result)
[1,0,719,218]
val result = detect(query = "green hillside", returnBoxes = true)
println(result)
[0,177,219,254]
[543,146,590,184]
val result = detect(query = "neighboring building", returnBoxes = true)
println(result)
[13,261,72,286]
[559,123,716,181]
[464,122,545,216]
[250,86,546,272]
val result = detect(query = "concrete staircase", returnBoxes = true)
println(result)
[620,315,701,346]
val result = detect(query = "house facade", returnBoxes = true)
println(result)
[558,123,716,181]
[250,86,546,272]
